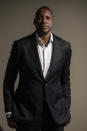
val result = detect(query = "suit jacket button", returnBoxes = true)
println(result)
[45,83,47,86]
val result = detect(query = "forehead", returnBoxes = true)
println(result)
[38,9,52,17]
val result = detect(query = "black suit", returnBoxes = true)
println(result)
[3,32,72,128]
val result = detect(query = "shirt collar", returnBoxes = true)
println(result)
[36,32,53,47]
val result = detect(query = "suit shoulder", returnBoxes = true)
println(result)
[13,32,35,47]
[53,34,71,49]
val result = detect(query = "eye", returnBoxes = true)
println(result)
[46,16,51,20]
[38,15,43,20]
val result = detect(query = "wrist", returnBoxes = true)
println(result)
[6,112,12,118]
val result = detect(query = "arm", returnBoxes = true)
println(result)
[3,41,21,128]
[61,43,72,110]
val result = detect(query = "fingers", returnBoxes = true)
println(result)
[7,117,16,128]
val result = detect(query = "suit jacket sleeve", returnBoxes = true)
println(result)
[3,41,21,112]
[61,43,72,110]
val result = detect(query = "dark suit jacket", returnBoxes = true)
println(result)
[3,32,72,126]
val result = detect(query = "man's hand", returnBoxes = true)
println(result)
[7,115,16,128]
[64,112,71,126]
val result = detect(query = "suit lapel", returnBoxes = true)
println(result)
[45,35,62,80]
[44,39,54,80]
[29,32,44,79]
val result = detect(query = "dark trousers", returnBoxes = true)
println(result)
[16,102,64,131]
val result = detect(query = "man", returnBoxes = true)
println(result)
[3,6,72,131]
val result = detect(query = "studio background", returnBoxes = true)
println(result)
[0,0,87,131]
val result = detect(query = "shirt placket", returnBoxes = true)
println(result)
[42,47,46,78]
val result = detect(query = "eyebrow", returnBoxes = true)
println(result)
[38,14,52,18]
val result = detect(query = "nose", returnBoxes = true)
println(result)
[42,16,46,23]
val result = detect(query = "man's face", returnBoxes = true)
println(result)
[35,9,54,35]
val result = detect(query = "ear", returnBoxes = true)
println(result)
[52,19,54,26]
[51,20,54,28]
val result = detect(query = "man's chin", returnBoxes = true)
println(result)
[38,30,50,36]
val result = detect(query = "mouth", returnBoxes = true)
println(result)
[40,26,48,29]
[40,24,48,28]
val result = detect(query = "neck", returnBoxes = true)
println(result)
[37,31,51,46]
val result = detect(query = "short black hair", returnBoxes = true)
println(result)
[33,6,53,25]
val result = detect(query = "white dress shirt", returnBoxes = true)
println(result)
[36,32,53,78]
